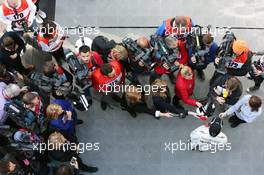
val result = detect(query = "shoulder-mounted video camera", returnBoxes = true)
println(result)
[64,49,90,87]
[4,100,48,133]
[4,100,36,129]
[29,72,71,92]
[189,26,210,69]
[217,31,236,72]
[150,35,179,72]
[122,37,155,71]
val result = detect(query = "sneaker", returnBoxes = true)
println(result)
[79,164,98,173]
[205,103,215,117]
[37,10,47,19]
[228,116,236,123]
[129,111,137,118]
[246,73,252,80]
[76,119,83,125]
[247,86,259,93]
[101,101,107,110]
[35,14,43,24]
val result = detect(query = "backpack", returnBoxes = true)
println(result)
[91,36,116,62]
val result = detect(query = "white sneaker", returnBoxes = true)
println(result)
[246,88,250,93]
[35,14,43,24]
[38,10,47,19]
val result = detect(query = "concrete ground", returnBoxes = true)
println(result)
[55,0,263,174]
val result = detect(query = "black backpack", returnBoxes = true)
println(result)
[91,36,116,63]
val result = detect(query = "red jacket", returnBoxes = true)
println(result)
[92,61,125,91]
[165,16,192,36]
[86,51,104,71]
[175,72,197,106]
[154,40,188,74]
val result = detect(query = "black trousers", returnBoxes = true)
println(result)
[35,0,40,11]
[172,95,185,110]
[253,75,264,88]
[229,115,246,125]
[51,46,65,65]
[209,71,225,86]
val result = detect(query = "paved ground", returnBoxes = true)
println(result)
[54,1,264,175]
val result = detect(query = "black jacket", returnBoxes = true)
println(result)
[0,32,27,75]
[153,87,188,115]
[210,74,242,105]
[227,51,253,76]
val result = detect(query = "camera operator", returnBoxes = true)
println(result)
[152,35,189,83]
[0,83,26,125]
[42,59,73,91]
[0,31,34,78]
[22,91,46,119]
[0,0,37,32]
[225,40,252,76]
[123,36,154,85]
[211,38,252,84]
[188,33,218,80]
[48,131,98,173]
[92,61,125,110]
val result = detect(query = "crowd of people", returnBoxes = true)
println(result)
[0,0,263,174]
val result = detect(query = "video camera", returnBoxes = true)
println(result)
[250,55,264,77]
[150,35,179,72]
[188,26,210,69]
[28,71,70,93]
[4,100,35,129]
[216,31,236,73]
[122,37,154,70]
[64,49,90,87]
[4,100,48,133]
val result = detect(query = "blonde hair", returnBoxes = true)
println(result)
[125,85,142,105]
[46,104,62,120]
[111,45,128,61]
[48,132,67,150]
[180,66,193,78]
[151,79,167,98]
